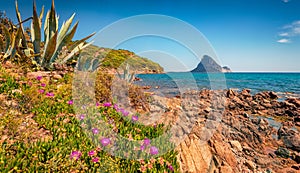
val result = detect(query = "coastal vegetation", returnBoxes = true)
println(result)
[81,45,164,73]
[1,0,300,173]
[0,0,176,172]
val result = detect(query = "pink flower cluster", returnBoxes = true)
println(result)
[88,150,99,163]
[36,76,55,97]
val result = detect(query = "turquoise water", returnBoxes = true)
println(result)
[135,72,300,98]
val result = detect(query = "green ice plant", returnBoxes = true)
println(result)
[26,0,95,69]
[117,63,135,83]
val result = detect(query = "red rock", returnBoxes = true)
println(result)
[269,91,279,100]
[227,89,237,98]
[240,89,251,97]
[286,136,300,152]
[286,98,300,107]
[244,160,256,171]
[220,166,234,173]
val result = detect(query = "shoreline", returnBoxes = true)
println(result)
[142,88,300,172]
[140,86,300,101]
[1,62,300,172]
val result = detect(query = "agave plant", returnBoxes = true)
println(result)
[0,3,30,60]
[15,1,28,50]
[23,0,95,69]
[117,63,135,83]
[0,23,22,59]
[76,55,101,72]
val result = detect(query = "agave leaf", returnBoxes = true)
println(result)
[124,64,129,79]
[39,6,44,25]
[15,1,28,48]
[44,10,50,43]
[76,56,83,71]
[0,37,4,52]
[91,58,100,71]
[3,27,22,59]
[60,41,93,64]
[77,56,100,72]
[31,1,41,63]
[56,14,59,30]
[68,32,95,50]
[42,31,58,67]
[83,56,92,70]
[76,55,87,71]
[49,21,79,63]
[60,42,85,64]
[48,0,57,40]
[11,27,22,58]
[0,24,11,52]
[57,13,75,47]
[44,0,57,44]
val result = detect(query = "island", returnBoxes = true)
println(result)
[191,55,232,73]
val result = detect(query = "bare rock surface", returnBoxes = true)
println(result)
[145,88,300,172]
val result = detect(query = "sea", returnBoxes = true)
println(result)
[134,72,300,100]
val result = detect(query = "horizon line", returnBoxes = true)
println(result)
[164,71,300,73]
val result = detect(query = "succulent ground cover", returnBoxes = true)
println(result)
[0,62,178,172]
[0,0,177,171]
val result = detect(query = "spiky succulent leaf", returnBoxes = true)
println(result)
[42,31,58,67]
[60,41,93,64]
[44,0,57,45]
[3,27,22,59]
[15,1,28,48]
[31,1,42,62]
[57,13,75,47]
[39,6,44,25]
[49,21,79,64]
[117,63,135,82]
[48,0,57,40]
[0,36,4,52]
[76,56,100,72]
[67,32,95,50]
[83,55,92,70]
[91,58,100,71]
[11,27,22,58]
[0,24,11,52]
[43,10,50,43]
[76,55,85,71]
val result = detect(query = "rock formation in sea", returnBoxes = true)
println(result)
[191,55,232,73]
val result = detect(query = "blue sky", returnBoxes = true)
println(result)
[1,0,300,72]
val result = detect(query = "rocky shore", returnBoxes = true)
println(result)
[144,89,300,173]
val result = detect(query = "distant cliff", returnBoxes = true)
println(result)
[191,55,232,73]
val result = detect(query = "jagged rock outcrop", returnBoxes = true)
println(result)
[144,88,300,172]
[191,55,231,73]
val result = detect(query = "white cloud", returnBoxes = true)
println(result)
[293,26,300,34]
[277,20,300,43]
[283,20,300,36]
[279,32,289,36]
[277,38,291,43]
[282,0,290,3]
